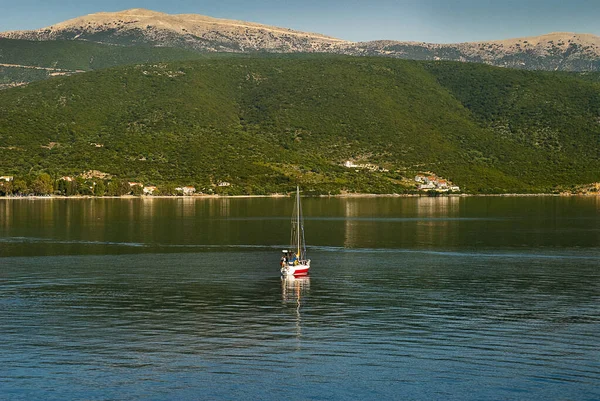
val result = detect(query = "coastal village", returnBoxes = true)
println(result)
[414,174,461,193]
[342,160,461,193]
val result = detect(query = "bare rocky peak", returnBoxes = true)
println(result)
[488,32,600,47]
[48,8,343,40]
[0,8,348,52]
[341,32,600,71]
[457,32,600,58]
[353,32,600,53]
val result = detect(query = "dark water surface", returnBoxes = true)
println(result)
[0,197,599,400]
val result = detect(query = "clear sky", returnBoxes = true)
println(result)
[1,0,599,43]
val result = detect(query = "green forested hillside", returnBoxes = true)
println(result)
[0,65,50,89]
[0,55,598,194]
[0,38,207,70]
[0,38,206,87]
[424,63,600,188]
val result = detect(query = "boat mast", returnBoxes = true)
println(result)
[297,186,301,259]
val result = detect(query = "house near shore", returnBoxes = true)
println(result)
[143,186,157,195]
[217,181,231,187]
[415,174,460,192]
[60,176,74,182]
[176,186,196,196]
[0,176,14,182]
[128,182,143,187]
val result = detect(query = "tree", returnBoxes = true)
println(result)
[131,185,143,196]
[107,179,131,196]
[31,173,53,195]
[107,180,121,196]
[160,183,177,196]
[0,181,12,196]
[120,181,132,195]
[12,179,28,195]
[66,180,79,196]
[77,178,95,196]
[94,181,106,196]
[57,179,67,195]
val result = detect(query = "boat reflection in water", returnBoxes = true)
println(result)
[281,275,310,303]
[281,275,310,342]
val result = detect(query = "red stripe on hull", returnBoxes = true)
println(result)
[292,268,310,276]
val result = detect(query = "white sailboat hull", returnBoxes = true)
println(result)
[281,260,310,276]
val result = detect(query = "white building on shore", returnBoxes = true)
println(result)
[415,174,460,192]
[176,186,196,196]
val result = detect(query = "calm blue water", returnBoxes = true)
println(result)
[0,197,599,400]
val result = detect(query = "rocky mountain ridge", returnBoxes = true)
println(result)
[0,8,347,52]
[2,9,600,71]
[346,32,600,71]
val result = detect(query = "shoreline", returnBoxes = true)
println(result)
[0,193,597,200]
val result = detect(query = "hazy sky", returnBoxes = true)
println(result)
[2,0,599,43]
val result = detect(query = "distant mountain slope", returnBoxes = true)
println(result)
[0,55,598,194]
[342,32,600,72]
[0,8,347,52]
[2,9,600,72]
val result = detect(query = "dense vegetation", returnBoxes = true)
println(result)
[0,38,206,86]
[0,38,209,70]
[0,55,599,194]
[0,65,50,89]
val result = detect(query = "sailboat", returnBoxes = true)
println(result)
[280,186,311,276]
